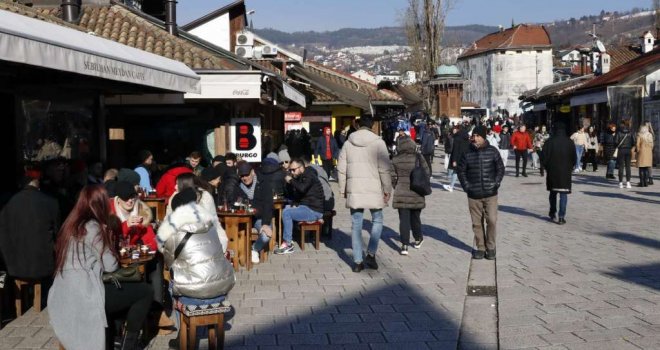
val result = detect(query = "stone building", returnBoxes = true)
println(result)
[457,24,553,115]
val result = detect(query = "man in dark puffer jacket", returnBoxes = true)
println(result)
[457,125,505,260]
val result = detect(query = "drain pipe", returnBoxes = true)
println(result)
[61,0,82,24]
[165,0,178,36]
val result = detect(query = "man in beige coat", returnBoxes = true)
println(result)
[337,116,392,272]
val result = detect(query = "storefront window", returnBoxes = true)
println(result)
[18,96,95,163]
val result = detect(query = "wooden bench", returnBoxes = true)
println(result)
[14,278,41,316]
[175,299,231,350]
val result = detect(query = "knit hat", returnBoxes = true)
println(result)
[492,125,502,133]
[277,149,291,163]
[473,126,488,139]
[138,150,152,163]
[201,167,222,182]
[237,162,252,176]
[115,181,137,201]
[266,152,280,162]
[212,155,225,164]
[117,168,140,186]
[171,188,197,211]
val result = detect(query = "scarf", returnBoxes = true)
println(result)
[239,175,257,200]
[325,136,332,159]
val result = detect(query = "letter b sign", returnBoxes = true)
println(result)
[235,122,257,151]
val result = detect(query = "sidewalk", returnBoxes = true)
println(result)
[1,150,659,349]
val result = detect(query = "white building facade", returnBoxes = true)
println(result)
[457,25,554,115]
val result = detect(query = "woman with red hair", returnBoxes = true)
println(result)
[48,185,152,350]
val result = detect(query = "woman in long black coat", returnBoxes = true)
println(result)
[542,123,576,224]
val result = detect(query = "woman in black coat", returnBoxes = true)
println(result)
[391,136,429,255]
[542,123,576,224]
[602,123,617,179]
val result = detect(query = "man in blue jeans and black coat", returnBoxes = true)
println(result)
[274,158,325,254]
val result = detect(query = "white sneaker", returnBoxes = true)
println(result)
[626,182,632,189]
[251,250,260,264]
[619,182,624,189]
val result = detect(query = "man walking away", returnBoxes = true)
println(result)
[421,127,436,178]
[457,126,504,260]
[511,125,532,177]
[338,116,392,272]
[498,125,512,168]
[542,122,576,225]
[444,126,470,192]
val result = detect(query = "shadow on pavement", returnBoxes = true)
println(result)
[634,191,660,197]
[421,225,472,254]
[600,232,660,250]
[499,205,548,221]
[604,262,660,292]
[226,277,466,349]
[580,191,660,205]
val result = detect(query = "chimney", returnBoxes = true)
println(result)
[165,0,178,36]
[580,54,588,76]
[61,0,81,24]
[641,31,654,54]
[598,53,610,75]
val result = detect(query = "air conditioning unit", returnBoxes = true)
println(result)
[235,46,254,58]
[235,32,254,46]
[252,46,263,59]
[261,45,278,56]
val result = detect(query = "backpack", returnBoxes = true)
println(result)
[410,153,432,196]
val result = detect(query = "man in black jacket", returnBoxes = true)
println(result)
[543,122,576,225]
[236,162,274,264]
[457,126,505,260]
[274,158,325,254]
[0,172,59,307]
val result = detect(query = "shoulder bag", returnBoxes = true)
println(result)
[410,153,432,196]
[613,134,628,159]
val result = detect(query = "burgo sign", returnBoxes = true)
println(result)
[230,118,261,162]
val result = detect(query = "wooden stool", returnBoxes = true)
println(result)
[298,220,323,251]
[14,278,41,316]
[175,299,231,350]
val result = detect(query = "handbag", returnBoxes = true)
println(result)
[410,153,432,196]
[613,134,628,159]
[102,266,142,288]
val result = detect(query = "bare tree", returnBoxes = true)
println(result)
[655,0,660,32]
[404,0,456,115]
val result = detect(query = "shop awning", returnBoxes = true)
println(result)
[0,9,200,93]
[185,73,261,99]
[570,91,607,106]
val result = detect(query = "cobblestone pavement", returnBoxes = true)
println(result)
[1,150,659,350]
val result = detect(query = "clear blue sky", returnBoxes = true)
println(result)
[179,0,652,32]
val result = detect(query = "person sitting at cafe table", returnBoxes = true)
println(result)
[166,173,227,253]
[274,158,325,255]
[212,155,226,168]
[200,166,225,206]
[187,151,205,177]
[235,161,274,264]
[155,163,193,202]
[225,152,238,168]
[48,185,153,350]
[157,188,235,346]
[262,155,287,199]
[134,149,154,193]
[109,181,158,251]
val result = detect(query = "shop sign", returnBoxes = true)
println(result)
[230,118,261,162]
[284,112,302,122]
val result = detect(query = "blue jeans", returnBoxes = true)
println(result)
[607,159,616,176]
[549,191,568,218]
[447,169,457,189]
[251,219,271,252]
[350,209,383,263]
[575,146,584,170]
[282,205,323,244]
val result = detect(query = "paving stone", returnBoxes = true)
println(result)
[499,335,550,349]
[539,332,585,345]
[564,339,641,350]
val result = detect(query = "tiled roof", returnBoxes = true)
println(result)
[303,62,402,103]
[607,45,642,70]
[30,3,246,70]
[523,75,594,101]
[459,24,552,59]
[578,47,660,91]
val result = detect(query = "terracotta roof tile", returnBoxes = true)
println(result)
[26,3,245,71]
[578,47,660,91]
[607,45,642,70]
[459,24,552,59]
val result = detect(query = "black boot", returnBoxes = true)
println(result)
[120,331,141,350]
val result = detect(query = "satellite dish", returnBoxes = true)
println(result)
[596,40,606,53]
